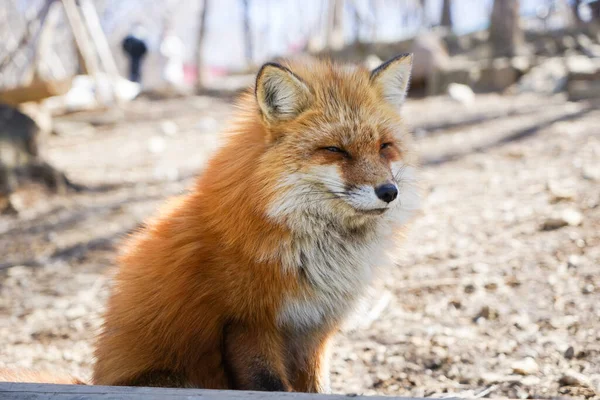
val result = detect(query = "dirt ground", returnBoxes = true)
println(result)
[1,92,599,399]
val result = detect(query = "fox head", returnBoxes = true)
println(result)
[245,55,420,233]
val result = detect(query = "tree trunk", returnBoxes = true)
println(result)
[351,1,361,43]
[326,0,344,50]
[420,0,429,28]
[489,0,523,57]
[242,0,253,66]
[196,0,209,91]
[440,0,452,29]
[570,0,582,25]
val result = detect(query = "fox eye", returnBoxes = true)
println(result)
[321,146,350,157]
[380,142,393,150]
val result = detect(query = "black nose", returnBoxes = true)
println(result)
[375,183,398,203]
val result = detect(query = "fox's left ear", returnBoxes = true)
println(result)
[370,53,413,109]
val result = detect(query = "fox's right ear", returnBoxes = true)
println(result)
[255,63,311,123]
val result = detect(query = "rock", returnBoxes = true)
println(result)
[410,33,450,90]
[561,208,584,226]
[521,376,541,386]
[159,120,178,137]
[564,346,575,359]
[474,305,498,321]
[576,33,600,58]
[548,182,576,203]
[147,136,166,154]
[364,55,383,71]
[566,55,599,81]
[0,195,19,215]
[567,255,580,269]
[542,217,568,230]
[568,80,600,101]
[560,36,577,51]
[516,58,567,95]
[542,209,583,230]
[511,56,531,75]
[511,357,539,375]
[582,284,595,294]
[464,283,477,294]
[447,83,475,105]
[582,166,600,182]
[559,370,591,388]
[478,58,518,92]
[429,59,480,96]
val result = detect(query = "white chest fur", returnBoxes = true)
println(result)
[276,226,394,332]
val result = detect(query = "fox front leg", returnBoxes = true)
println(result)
[288,332,334,393]
[223,324,292,391]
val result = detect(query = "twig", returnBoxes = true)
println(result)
[475,385,498,399]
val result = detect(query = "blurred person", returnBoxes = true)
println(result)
[122,24,148,83]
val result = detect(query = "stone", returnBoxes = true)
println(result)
[474,305,498,321]
[559,370,591,388]
[566,55,599,81]
[542,209,583,230]
[521,376,541,386]
[516,58,567,94]
[511,357,539,375]
[568,80,600,101]
[582,166,600,182]
[410,33,450,88]
[564,346,575,359]
[560,36,577,51]
[576,33,600,58]
[548,182,576,203]
[159,120,178,137]
[511,56,531,75]
[478,58,518,92]
[147,136,166,154]
[429,59,480,96]
[364,55,383,71]
[447,83,475,105]
[562,209,584,226]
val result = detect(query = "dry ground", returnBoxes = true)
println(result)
[1,92,599,399]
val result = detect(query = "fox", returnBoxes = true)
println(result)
[1,54,420,391]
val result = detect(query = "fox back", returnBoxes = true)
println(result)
[93,55,420,392]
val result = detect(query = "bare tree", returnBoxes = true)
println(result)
[196,0,209,90]
[351,0,361,43]
[241,0,253,66]
[326,0,344,50]
[440,0,452,29]
[489,0,523,57]
[419,0,429,28]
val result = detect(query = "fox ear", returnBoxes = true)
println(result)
[255,62,311,122]
[370,53,413,109]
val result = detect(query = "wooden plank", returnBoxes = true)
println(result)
[0,383,453,400]
[60,0,100,77]
[0,78,72,105]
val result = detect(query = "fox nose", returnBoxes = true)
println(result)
[375,183,398,203]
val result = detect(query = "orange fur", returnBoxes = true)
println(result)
[92,56,418,391]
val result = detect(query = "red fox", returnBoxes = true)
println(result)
[3,55,420,391]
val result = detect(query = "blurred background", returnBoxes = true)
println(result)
[1,0,599,399]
